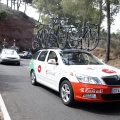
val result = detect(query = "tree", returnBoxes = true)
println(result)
[104,0,120,62]
[23,0,32,4]
[7,0,8,7]
[105,0,110,63]
[17,0,22,11]
[32,0,120,62]
[22,0,33,13]
[32,0,100,24]
[32,0,64,22]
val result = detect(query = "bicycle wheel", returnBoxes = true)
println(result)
[32,35,40,49]
[47,34,58,48]
[41,29,49,49]
[32,39,39,50]
[83,30,99,51]
[57,28,67,50]
[68,31,79,49]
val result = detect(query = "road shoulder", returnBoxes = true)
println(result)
[0,94,11,120]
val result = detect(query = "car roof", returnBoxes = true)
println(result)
[62,49,89,53]
[38,48,89,53]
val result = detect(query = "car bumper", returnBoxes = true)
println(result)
[20,56,32,59]
[71,82,120,102]
[1,58,20,63]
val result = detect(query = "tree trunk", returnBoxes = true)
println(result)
[24,2,27,13]
[7,0,8,7]
[11,0,12,9]
[98,0,103,36]
[105,0,111,63]
[14,0,15,10]
[17,0,22,11]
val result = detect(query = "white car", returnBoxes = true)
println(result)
[29,48,120,106]
[19,51,32,59]
[0,48,21,65]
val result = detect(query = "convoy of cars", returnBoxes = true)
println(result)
[0,48,21,65]
[0,47,120,106]
[29,48,120,106]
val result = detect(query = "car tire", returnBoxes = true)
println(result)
[30,70,38,86]
[60,80,75,106]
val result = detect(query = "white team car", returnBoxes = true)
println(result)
[0,48,21,65]
[29,48,120,106]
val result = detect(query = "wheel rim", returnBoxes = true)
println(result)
[31,72,36,84]
[61,84,70,103]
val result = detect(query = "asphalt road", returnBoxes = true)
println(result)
[0,59,120,120]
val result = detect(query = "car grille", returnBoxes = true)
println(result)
[101,94,120,100]
[7,57,16,59]
[102,75,120,85]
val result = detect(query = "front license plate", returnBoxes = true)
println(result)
[111,88,120,94]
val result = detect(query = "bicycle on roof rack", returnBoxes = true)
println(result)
[32,23,49,49]
[47,16,70,50]
[32,17,99,51]
[68,20,99,51]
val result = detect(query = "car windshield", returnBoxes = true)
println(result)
[2,49,17,55]
[59,51,103,65]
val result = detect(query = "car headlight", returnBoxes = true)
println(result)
[75,74,102,84]
[17,56,20,59]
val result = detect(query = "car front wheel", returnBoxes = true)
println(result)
[60,80,75,106]
[30,70,38,85]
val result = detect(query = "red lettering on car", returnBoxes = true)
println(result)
[102,69,116,74]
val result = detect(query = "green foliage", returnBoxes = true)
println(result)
[104,0,120,23]
[32,0,120,32]
[0,10,7,20]
[32,0,63,17]
[32,0,100,25]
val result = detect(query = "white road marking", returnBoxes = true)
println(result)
[0,94,11,120]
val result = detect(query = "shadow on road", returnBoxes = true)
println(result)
[35,83,120,115]
[72,101,120,116]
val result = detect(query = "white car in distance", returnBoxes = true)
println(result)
[0,48,21,65]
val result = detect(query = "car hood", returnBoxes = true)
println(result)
[67,64,120,77]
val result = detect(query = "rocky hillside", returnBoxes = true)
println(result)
[0,3,36,52]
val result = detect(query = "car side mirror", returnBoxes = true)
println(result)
[48,59,58,65]
[99,59,105,64]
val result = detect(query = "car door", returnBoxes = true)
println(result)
[44,51,60,90]
[34,50,48,84]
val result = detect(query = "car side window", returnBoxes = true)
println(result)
[38,51,48,61]
[32,51,41,60]
[47,51,58,62]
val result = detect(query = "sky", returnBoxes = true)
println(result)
[0,0,120,33]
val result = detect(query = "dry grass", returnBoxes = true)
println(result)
[91,47,120,69]
[107,59,120,69]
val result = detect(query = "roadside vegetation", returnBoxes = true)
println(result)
[28,0,120,63]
